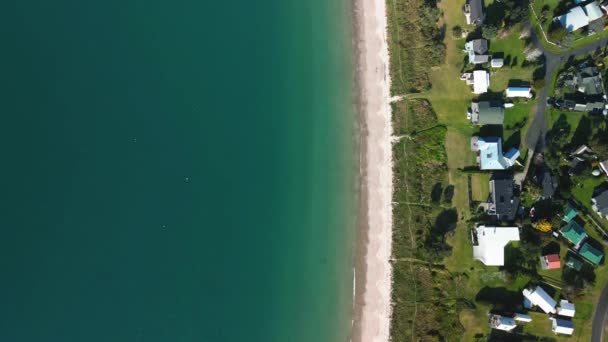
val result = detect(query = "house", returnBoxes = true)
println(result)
[557,300,576,317]
[568,157,587,176]
[473,225,520,266]
[592,189,608,218]
[491,58,504,68]
[560,220,588,248]
[489,314,517,331]
[505,87,532,98]
[579,242,604,265]
[600,160,608,175]
[470,101,504,125]
[514,313,532,322]
[470,136,519,170]
[552,318,574,335]
[563,203,578,223]
[464,0,485,26]
[585,1,604,21]
[539,169,557,199]
[602,0,608,13]
[575,67,604,95]
[570,144,593,156]
[523,286,557,314]
[558,6,590,32]
[488,172,520,221]
[541,254,561,270]
[473,70,490,94]
[565,254,584,270]
[464,39,490,64]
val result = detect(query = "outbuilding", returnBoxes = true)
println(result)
[552,318,574,335]
[505,87,532,98]
[557,300,576,317]
[522,286,557,314]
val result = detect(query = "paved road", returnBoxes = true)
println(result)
[525,30,608,342]
[592,282,608,342]
[524,32,608,150]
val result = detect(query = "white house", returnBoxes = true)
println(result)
[585,2,604,21]
[491,58,504,68]
[557,299,576,317]
[473,225,520,265]
[522,286,557,314]
[470,137,520,170]
[489,314,517,331]
[506,87,532,98]
[473,70,490,94]
[514,313,532,322]
[552,318,574,335]
[559,6,590,32]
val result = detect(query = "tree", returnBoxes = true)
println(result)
[482,25,498,40]
[548,25,567,43]
[535,220,552,232]
[452,25,462,38]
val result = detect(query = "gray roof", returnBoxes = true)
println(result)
[470,39,488,54]
[541,170,557,199]
[577,67,604,95]
[470,54,490,64]
[468,0,484,25]
[490,172,520,221]
[476,101,504,125]
[593,190,608,216]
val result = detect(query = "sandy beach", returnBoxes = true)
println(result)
[351,0,393,339]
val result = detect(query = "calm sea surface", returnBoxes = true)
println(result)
[0,1,356,341]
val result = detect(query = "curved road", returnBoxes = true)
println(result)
[524,30,608,342]
[524,32,608,150]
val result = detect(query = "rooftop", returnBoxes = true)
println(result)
[523,286,557,314]
[473,226,520,266]
[559,6,590,32]
[563,203,578,223]
[489,172,520,221]
[560,220,588,247]
[579,242,604,265]
[472,101,504,125]
[473,70,489,94]
[557,299,575,317]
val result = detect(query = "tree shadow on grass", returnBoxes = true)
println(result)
[475,286,523,311]
[475,124,503,138]
[504,130,521,151]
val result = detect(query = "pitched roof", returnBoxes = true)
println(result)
[560,220,588,246]
[557,300,575,317]
[523,286,557,314]
[563,203,578,223]
[592,190,608,217]
[467,39,488,54]
[476,101,505,125]
[470,54,490,64]
[467,0,484,25]
[545,254,561,269]
[476,137,509,170]
[580,242,604,265]
[585,2,604,21]
[577,67,603,95]
[541,170,557,198]
[473,70,489,94]
[491,58,504,68]
[473,226,520,265]
[552,318,574,335]
[559,6,590,32]
[489,173,520,221]
[565,255,584,270]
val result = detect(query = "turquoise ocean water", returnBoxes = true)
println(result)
[0,1,356,341]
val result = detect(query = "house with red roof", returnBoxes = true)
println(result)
[541,254,561,270]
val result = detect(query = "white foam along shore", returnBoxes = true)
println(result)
[352,0,393,339]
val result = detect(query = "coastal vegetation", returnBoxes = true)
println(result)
[386,0,445,94]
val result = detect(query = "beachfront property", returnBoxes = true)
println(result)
[592,189,608,218]
[472,225,520,266]
[487,172,520,221]
[489,314,517,331]
[523,286,557,314]
[461,70,490,94]
[505,86,532,98]
[541,254,561,270]
[464,39,489,64]
[470,136,520,170]
[557,300,576,317]
[579,242,604,265]
[552,318,575,335]
[557,2,604,32]
[560,219,588,248]
[468,101,504,125]
[463,0,484,26]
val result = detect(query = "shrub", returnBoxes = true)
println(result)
[482,25,498,39]
[452,25,462,38]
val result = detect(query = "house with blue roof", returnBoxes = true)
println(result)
[470,137,520,170]
[506,87,532,98]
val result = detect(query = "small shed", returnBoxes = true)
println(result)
[566,255,584,271]
[506,87,532,98]
[563,203,578,223]
[491,58,504,68]
[489,314,517,331]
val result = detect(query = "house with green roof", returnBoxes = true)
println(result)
[565,254,584,271]
[579,243,604,265]
[560,220,588,248]
[470,101,504,125]
[563,203,578,223]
